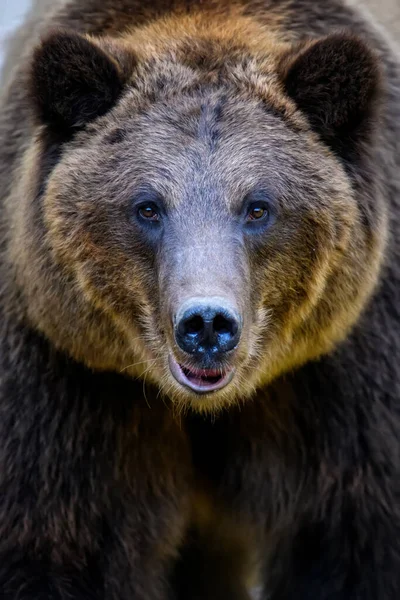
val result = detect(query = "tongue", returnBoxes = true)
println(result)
[168,354,234,394]
[182,367,223,387]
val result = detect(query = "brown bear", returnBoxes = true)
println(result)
[0,0,399,598]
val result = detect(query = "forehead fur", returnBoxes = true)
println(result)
[89,11,307,133]
[121,10,284,60]
[59,85,345,223]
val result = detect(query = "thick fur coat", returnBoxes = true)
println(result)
[0,1,399,599]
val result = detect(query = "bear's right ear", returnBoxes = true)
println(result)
[30,31,131,132]
[279,34,381,162]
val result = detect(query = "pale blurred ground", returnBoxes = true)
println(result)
[0,0,31,72]
[359,0,400,37]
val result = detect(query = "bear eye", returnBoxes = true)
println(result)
[137,203,160,222]
[131,189,164,234]
[246,202,270,223]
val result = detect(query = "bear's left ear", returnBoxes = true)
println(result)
[30,30,135,133]
[280,34,381,161]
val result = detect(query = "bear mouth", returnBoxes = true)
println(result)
[169,355,234,394]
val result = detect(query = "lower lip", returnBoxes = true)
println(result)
[169,355,235,394]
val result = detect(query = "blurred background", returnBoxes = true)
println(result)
[0,0,31,72]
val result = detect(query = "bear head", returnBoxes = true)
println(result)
[12,14,386,412]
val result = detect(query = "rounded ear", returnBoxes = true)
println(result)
[30,31,133,131]
[280,34,381,161]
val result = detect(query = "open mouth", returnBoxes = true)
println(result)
[169,355,234,394]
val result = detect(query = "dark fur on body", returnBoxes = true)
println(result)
[0,1,400,599]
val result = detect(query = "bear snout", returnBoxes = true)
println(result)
[174,296,242,359]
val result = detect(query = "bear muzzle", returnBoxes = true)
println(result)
[169,296,241,394]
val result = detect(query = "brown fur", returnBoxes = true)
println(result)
[5,9,385,415]
[0,1,400,599]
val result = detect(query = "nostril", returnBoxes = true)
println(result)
[175,299,241,355]
[183,315,204,335]
[213,313,237,337]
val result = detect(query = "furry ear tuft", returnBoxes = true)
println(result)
[280,34,381,161]
[30,31,129,131]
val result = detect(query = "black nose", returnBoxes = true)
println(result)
[175,299,241,357]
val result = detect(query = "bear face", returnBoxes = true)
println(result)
[15,17,386,413]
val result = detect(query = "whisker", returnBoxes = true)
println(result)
[119,357,157,373]
[141,362,156,410]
